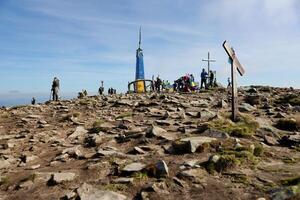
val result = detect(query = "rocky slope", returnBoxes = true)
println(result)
[0,86,299,200]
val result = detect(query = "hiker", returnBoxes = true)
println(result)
[51,77,60,101]
[31,97,36,105]
[155,76,162,92]
[209,70,214,87]
[108,88,111,95]
[200,68,208,89]
[98,81,104,95]
[227,77,231,87]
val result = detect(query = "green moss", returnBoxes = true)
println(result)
[205,155,239,173]
[0,176,9,185]
[281,177,300,186]
[275,94,300,106]
[133,172,149,181]
[116,112,133,119]
[275,119,298,131]
[90,119,104,133]
[253,145,264,157]
[209,114,259,138]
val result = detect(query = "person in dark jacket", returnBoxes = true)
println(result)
[200,68,208,89]
[51,77,60,101]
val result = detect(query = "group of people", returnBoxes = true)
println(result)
[173,74,197,92]
[44,70,217,104]
[108,88,117,95]
[200,68,215,89]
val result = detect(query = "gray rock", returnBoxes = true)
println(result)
[122,162,146,173]
[112,177,134,184]
[201,129,230,139]
[177,168,207,182]
[239,103,256,112]
[264,135,279,146]
[146,125,177,141]
[50,172,76,184]
[62,145,84,158]
[155,160,169,177]
[180,136,217,153]
[0,159,10,169]
[77,183,127,200]
[68,126,88,139]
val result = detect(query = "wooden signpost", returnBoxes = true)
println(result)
[223,41,245,122]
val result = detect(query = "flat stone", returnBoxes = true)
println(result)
[264,135,279,146]
[201,129,230,139]
[180,136,217,153]
[77,183,127,200]
[122,162,146,172]
[50,172,76,184]
[239,103,256,112]
[177,168,207,181]
[0,159,10,169]
[68,126,88,139]
[146,125,177,141]
[112,177,134,184]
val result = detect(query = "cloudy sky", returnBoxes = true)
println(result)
[0,0,299,99]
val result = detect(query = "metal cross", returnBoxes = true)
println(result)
[202,52,216,76]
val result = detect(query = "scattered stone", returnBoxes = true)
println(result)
[264,135,279,146]
[239,103,256,112]
[0,159,10,169]
[177,168,207,182]
[112,177,134,184]
[155,160,169,177]
[76,183,127,200]
[49,172,76,184]
[122,162,146,173]
[68,126,88,139]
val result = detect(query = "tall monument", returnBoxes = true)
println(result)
[135,27,145,80]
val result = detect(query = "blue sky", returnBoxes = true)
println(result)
[0,0,300,100]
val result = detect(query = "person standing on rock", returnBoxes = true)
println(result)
[31,97,36,105]
[200,68,208,89]
[209,70,214,87]
[51,77,60,101]
[98,81,104,95]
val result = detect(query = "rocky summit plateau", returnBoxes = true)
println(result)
[0,86,299,200]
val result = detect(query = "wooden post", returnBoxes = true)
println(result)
[231,59,238,121]
[223,41,245,122]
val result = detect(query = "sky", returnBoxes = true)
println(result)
[0,0,300,105]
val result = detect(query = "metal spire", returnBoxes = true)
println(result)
[138,26,142,49]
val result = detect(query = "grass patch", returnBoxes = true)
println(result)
[281,176,300,186]
[275,118,298,131]
[116,112,133,120]
[205,155,239,174]
[209,113,259,138]
[275,94,300,106]
[90,119,104,133]
[133,172,149,181]
[20,173,36,183]
[253,145,264,157]
[0,112,9,118]
[0,176,9,186]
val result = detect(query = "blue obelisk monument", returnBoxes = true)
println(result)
[135,27,145,80]
[134,27,146,93]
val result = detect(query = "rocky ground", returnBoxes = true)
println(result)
[0,86,299,200]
